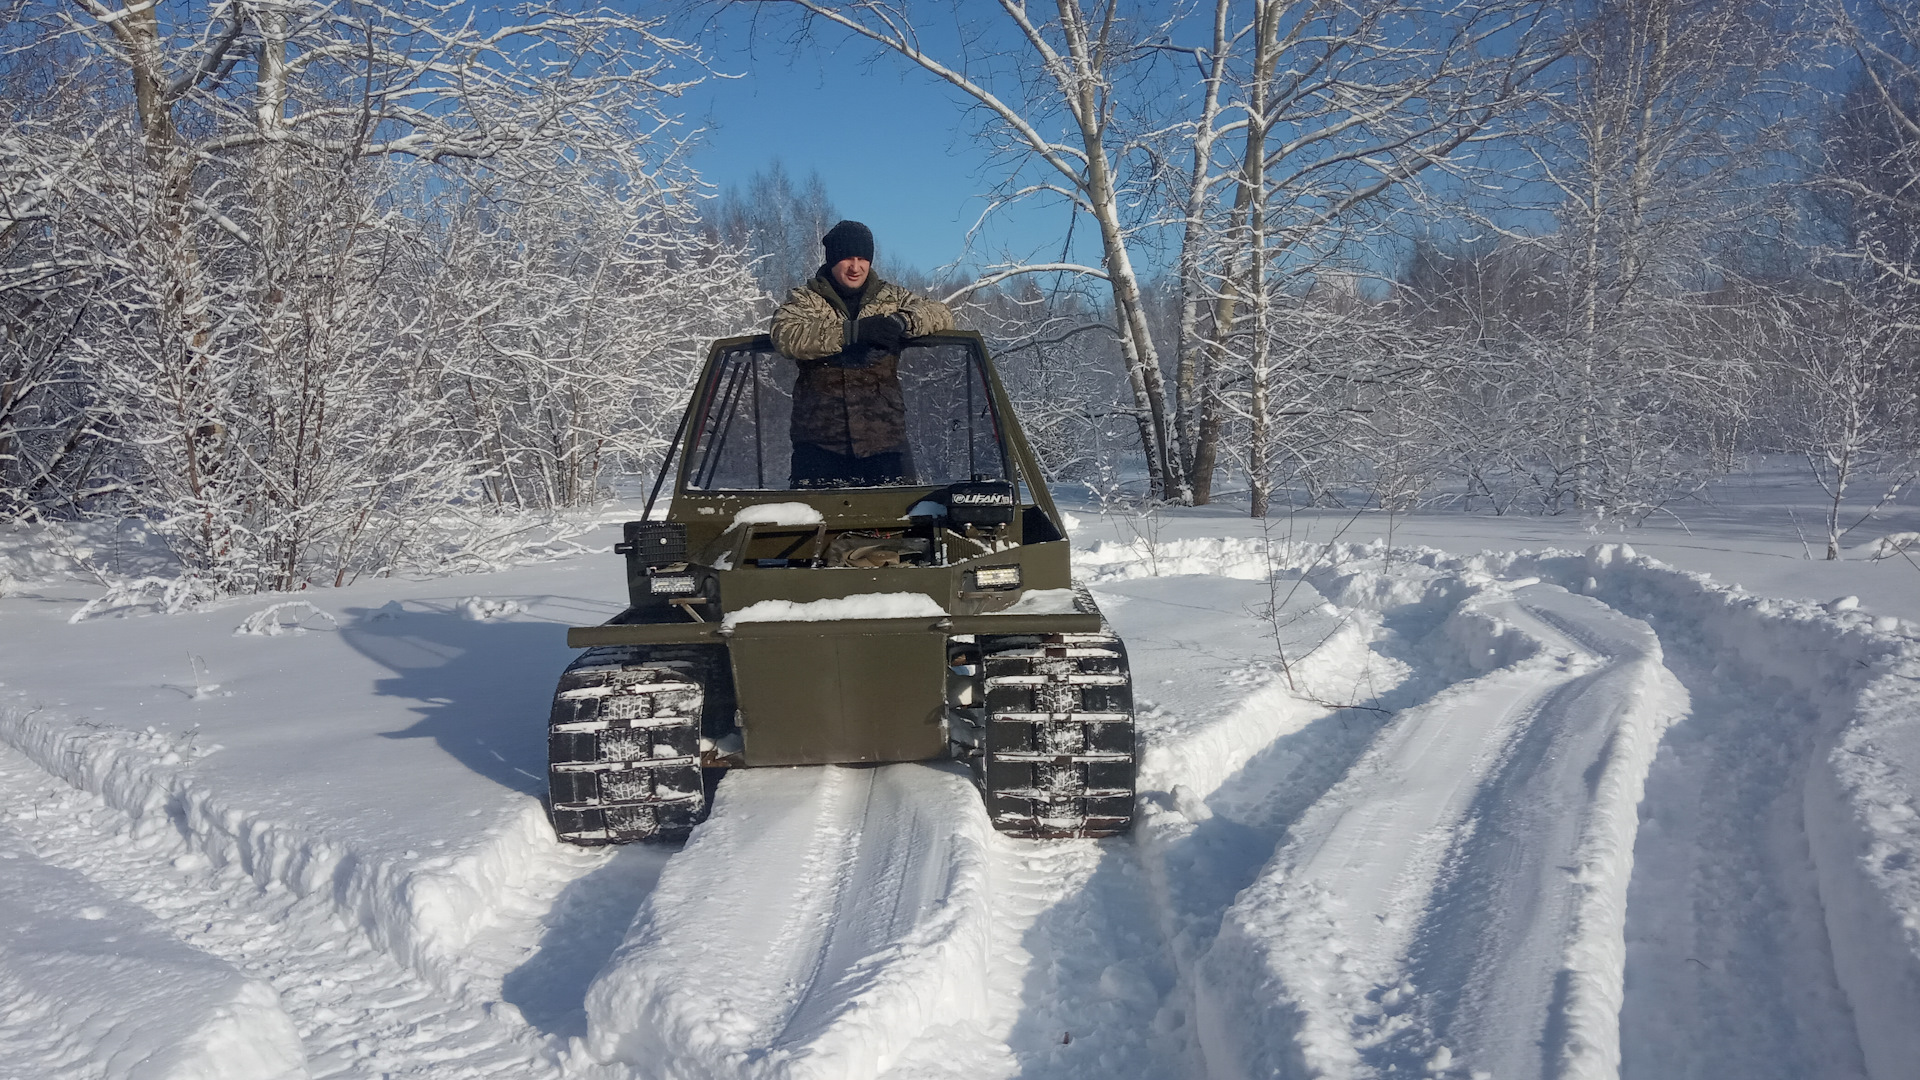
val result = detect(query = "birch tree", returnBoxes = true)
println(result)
[1497,0,1797,517]
[1186,0,1551,514]
[745,0,1548,511]
[2,1,754,589]
[750,0,1184,498]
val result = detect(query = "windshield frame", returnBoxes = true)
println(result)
[676,332,1018,498]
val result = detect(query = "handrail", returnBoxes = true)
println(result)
[663,330,1065,533]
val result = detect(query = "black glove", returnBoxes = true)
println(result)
[830,348,878,369]
[855,313,909,353]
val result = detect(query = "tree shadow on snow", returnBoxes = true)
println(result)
[999,598,1457,1078]
[337,596,600,796]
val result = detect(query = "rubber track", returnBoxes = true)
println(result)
[977,630,1136,838]
[546,645,709,844]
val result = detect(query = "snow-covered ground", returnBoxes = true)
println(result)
[3,462,1919,1079]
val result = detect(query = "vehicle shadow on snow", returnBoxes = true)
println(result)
[1002,839,1187,1080]
[336,597,595,796]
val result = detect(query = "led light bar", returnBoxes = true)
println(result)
[973,565,1022,590]
[649,574,698,595]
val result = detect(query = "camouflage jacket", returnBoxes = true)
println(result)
[771,274,955,458]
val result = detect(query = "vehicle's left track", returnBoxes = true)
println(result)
[546,645,720,845]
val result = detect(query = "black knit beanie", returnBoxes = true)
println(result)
[822,220,875,266]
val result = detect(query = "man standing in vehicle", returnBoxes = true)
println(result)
[771,220,955,488]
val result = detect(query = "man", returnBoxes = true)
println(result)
[771,220,955,488]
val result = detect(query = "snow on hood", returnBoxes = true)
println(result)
[732,502,825,527]
[723,592,946,629]
[997,588,1080,615]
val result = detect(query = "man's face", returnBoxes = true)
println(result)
[831,257,870,290]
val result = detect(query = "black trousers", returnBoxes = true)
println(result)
[790,443,909,489]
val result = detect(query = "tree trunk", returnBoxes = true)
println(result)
[1244,1,1279,517]
[1172,0,1233,505]
[1054,0,1178,501]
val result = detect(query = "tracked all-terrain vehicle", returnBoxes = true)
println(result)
[545,332,1134,844]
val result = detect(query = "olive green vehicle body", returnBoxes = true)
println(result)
[564,331,1099,770]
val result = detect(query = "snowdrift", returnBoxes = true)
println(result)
[0,821,306,1080]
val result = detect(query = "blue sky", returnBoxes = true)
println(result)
[669,7,1096,279]
[662,4,1566,287]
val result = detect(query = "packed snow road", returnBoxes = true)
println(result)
[585,763,997,1079]
[2,529,1919,1079]
[1195,577,1689,1079]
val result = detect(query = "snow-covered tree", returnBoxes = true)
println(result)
[1757,291,1918,559]
[1,1,758,590]
[428,167,760,513]
[742,0,1551,511]
[1825,0,1920,301]
[709,162,839,302]
[1469,0,1801,517]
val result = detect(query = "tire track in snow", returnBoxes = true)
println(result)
[584,762,995,1080]
[0,739,634,1080]
[0,813,306,1080]
[0,696,625,1000]
[1503,548,1881,1080]
[1614,643,1870,1080]
[1387,542,1918,1080]
[980,838,1185,1079]
[872,833,1189,1080]
[1099,571,1423,1080]
[1195,580,1687,1080]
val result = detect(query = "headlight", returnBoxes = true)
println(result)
[972,565,1022,590]
[649,574,698,595]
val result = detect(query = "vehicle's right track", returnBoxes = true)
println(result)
[977,630,1136,838]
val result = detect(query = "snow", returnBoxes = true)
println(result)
[996,588,1081,615]
[585,765,993,1079]
[732,503,826,527]
[1188,565,1689,1078]
[723,593,946,628]
[0,800,306,1080]
[2,462,1920,1078]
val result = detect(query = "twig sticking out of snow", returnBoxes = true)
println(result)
[234,601,338,637]
[69,576,215,624]
[161,655,229,700]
